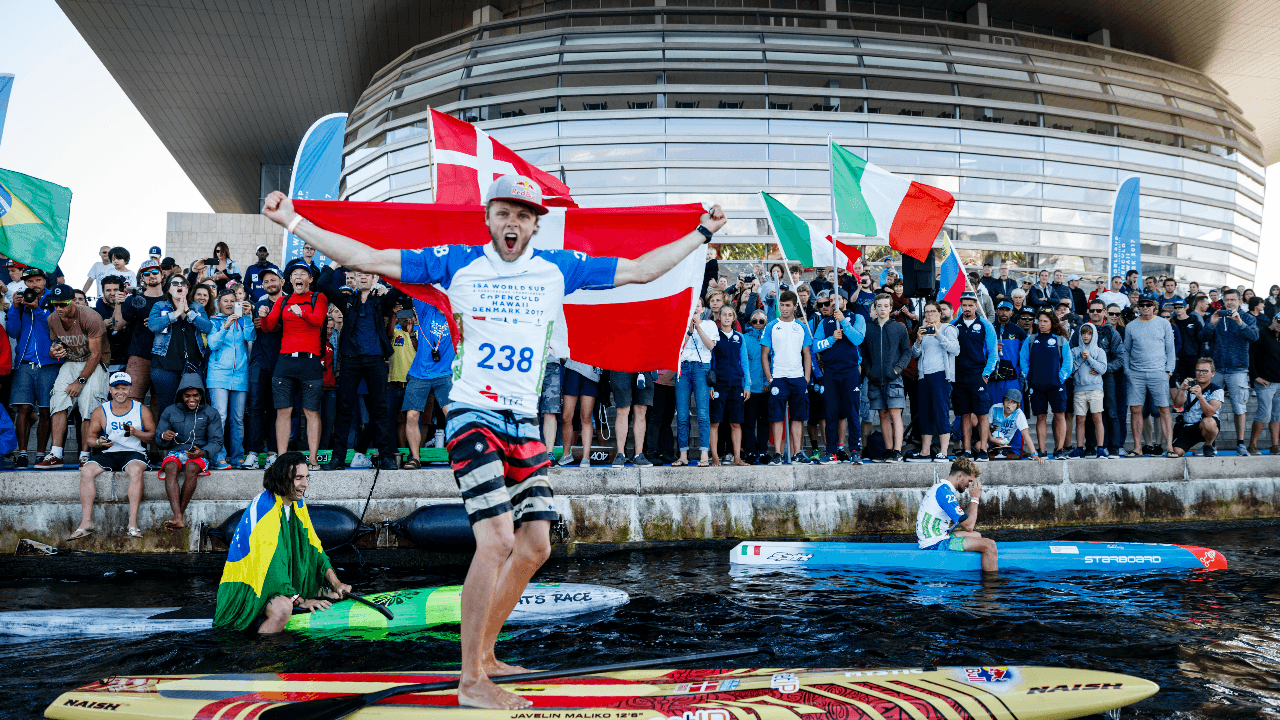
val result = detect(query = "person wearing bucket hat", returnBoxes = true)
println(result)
[156,374,223,531]
[261,175,726,710]
[32,284,109,470]
[72,372,156,540]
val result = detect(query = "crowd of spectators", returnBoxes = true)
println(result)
[0,242,1275,509]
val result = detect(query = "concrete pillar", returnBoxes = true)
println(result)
[1089,28,1111,47]
[472,5,498,39]
[825,0,838,30]
[966,2,988,44]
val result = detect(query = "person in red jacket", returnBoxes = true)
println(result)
[262,259,328,469]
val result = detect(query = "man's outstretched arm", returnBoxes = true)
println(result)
[613,204,727,287]
[262,191,402,280]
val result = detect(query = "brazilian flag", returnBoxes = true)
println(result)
[0,169,71,273]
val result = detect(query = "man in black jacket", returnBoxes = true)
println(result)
[862,293,911,462]
[319,266,402,470]
[1248,313,1280,454]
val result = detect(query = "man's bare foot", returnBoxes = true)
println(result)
[710,459,721,466]
[733,458,749,466]
[458,676,532,710]
[482,657,530,676]
[163,518,185,531]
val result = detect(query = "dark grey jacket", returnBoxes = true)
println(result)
[862,319,911,386]
[156,374,223,457]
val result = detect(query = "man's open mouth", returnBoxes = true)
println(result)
[504,232,518,251]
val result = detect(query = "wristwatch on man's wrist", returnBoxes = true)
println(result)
[696,224,714,242]
[76,377,87,385]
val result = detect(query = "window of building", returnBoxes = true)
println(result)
[669,167,769,185]
[868,147,957,167]
[1044,160,1117,182]
[959,177,1041,198]
[398,69,466,100]
[770,118,866,138]
[766,50,861,64]
[1108,84,1167,107]
[562,49,663,62]
[1036,74,1103,93]
[865,77,953,95]
[469,53,562,76]
[1141,239,1176,257]
[768,91,844,112]
[767,168,829,185]
[1040,231,1108,250]
[1177,244,1229,265]
[1183,179,1233,203]
[861,55,948,71]
[1143,217,1179,236]
[952,63,1029,81]
[958,201,1039,222]
[560,143,664,162]
[955,226,1040,246]
[959,153,1041,174]
[473,35,566,58]
[667,70,766,86]
[1180,222,1230,243]
[566,167,666,186]
[857,38,944,54]
[769,143,831,161]
[763,33,854,46]
[1139,194,1179,213]
[565,92,660,110]
[769,71,862,88]
[1042,207,1109,227]
[1042,183,1110,205]
[668,143,768,160]
[1103,67,1168,90]
[1042,136,1115,160]
[1114,124,1178,146]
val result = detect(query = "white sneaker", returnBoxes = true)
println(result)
[265,452,278,468]
[349,452,372,469]
[241,453,259,470]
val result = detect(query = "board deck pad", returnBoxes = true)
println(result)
[730,540,1228,572]
[0,583,627,639]
[45,666,1158,720]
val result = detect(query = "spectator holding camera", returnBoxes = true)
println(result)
[73,372,155,540]
[122,259,168,405]
[207,288,256,470]
[192,242,242,291]
[1169,359,1224,457]
[34,284,109,469]
[95,276,132,374]
[8,267,58,468]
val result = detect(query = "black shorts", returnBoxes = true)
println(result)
[609,372,655,408]
[807,383,825,420]
[562,368,598,398]
[951,378,990,417]
[272,356,323,411]
[710,384,745,424]
[1174,416,1218,450]
[85,451,147,472]
[1028,384,1067,416]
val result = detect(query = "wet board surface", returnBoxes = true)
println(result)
[0,583,627,638]
[729,540,1228,572]
[45,665,1158,720]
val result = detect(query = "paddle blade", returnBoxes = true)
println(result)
[259,694,370,720]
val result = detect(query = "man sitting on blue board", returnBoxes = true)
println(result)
[915,457,999,572]
[213,451,352,633]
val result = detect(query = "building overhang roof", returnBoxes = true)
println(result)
[56,0,1276,214]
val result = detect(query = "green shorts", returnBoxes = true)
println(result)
[924,535,966,551]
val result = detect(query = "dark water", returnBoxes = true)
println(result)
[3,521,1279,719]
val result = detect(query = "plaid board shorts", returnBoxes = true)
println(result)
[445,406,555,528]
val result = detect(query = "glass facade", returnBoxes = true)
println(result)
[341,5,1264,286]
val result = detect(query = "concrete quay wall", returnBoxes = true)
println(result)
[2,457,1277,553]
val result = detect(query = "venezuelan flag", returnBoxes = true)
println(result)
[0,168,71,273]
[936,231,966,310]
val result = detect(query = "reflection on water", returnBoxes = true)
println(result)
[0,521,1277,719]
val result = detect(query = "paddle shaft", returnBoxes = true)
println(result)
[344,592,393,621]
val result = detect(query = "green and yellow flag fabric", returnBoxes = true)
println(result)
[0,169,71,272]
[213,490,333,631]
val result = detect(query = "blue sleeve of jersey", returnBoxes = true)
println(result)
[982,321,998,377]
[935,484,967,523]
[812,318,833,352]
[544,250,618,294]
[739,334,750,382]
[760,321,775,349]
[801,321,814,347]
[1059,339,1072,384]
[401,246,471,288]
[1019,338,1030,379]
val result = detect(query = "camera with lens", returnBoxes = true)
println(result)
[741,274,755,284]
[129,287,148,309]
[205,258,219,266]
[779,283,790,291]
[20,288,41,306]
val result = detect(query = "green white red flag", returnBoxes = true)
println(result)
[760,192,861,271]
[829,140,953,262]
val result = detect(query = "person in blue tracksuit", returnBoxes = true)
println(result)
[811,289,866,464]
[1019,309,1073,459]
[709,305,750,466]
[950,292,998,461]
[740,311,769,464]
[991,301,1027,408]
[6,268,58,466]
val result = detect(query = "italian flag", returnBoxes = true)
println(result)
[829,139,954,262]
[760,192,861,271]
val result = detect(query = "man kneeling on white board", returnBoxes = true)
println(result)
[915,457,998,572]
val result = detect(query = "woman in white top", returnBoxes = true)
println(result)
[674,297,717,467]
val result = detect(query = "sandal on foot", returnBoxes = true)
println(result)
[67,528,93,541]
[670,459,689,467]
[127,527,143,539]
[696,459,710,467]
[403,458,421,470]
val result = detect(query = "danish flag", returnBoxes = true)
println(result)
[429,109,576,207]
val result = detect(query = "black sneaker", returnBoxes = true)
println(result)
[904,450,929,463]
[848,450,862,464]
[836,449,851,462]
[816,452,838,465]
[891,450,904,463]
[873,452,888,463]
[378,455,399,470]
[323,457,346,471]
[611,453,626,468]
[767,453,783,466]
[975,450,990,462]
[931,452,948,462]
[791,452,812,465]
[16,454,27,469]
[632,453,653,467]
[954,450,971,460]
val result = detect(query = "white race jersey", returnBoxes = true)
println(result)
[101,399,145,454]
[401,242,616,416]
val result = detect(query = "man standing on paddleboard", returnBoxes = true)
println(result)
[261,177,726,710]
[915,457,999,572]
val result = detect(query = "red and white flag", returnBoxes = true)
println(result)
[291,200,705,373]
[429,109,576,207]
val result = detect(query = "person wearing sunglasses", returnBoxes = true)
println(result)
[811,289,866,464]
[121,260,169,411]
[740,310,769,464]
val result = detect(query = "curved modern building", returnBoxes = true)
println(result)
[57,1,1270,288]
[334,3,1264,287]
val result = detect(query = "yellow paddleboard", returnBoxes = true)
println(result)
[46,665,1156,720]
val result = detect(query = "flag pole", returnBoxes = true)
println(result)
[828,135,839,293]
[427,107,437,204]
[760,192,809,325]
